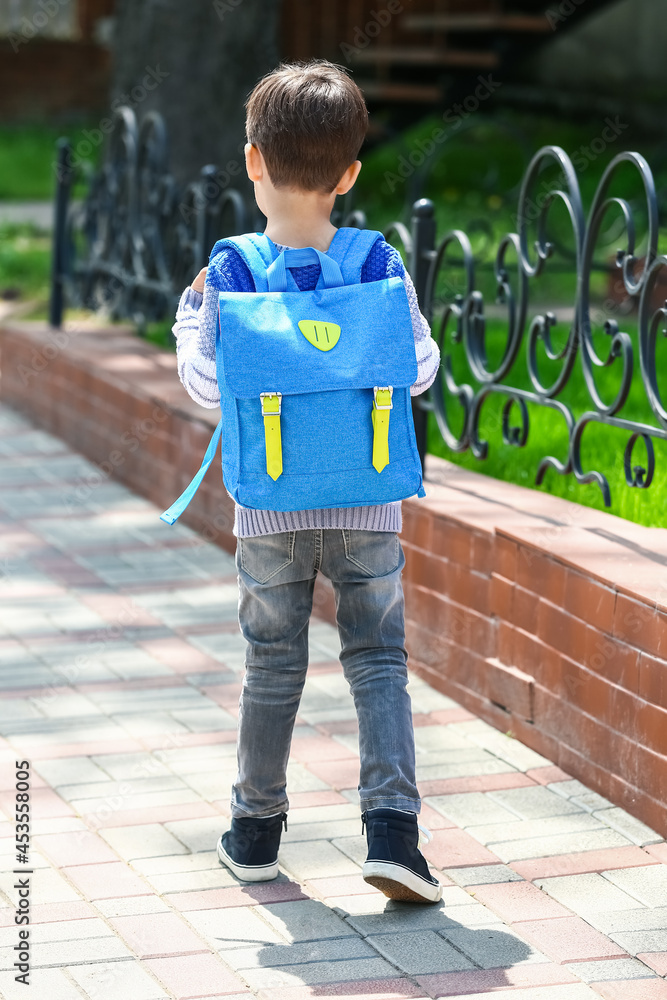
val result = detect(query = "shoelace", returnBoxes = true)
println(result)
[417,822,432,846]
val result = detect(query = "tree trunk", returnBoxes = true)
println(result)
[110,0,281,185]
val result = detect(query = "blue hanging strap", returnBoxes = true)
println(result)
[267,247,344,292]
[160,420,222,525]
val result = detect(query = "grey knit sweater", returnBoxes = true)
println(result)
[172,235,440,537]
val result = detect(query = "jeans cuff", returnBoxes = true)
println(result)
[231,802,289,820]
[360,796,421,814]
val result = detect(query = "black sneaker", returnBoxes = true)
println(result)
[217,812,287,882]
[361,807,442,903]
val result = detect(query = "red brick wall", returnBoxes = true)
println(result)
[0,0,114,119]
[0,40,111,119]
[2,317,667,836]
[402,506,667,837]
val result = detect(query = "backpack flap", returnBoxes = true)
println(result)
[216,274,423,510]
[160,231,425,524]
[218,276,417,398]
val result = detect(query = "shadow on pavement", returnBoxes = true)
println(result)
[209,890,535,994]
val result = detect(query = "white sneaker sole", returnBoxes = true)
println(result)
[362,860,443,903]
[216,836,279,882]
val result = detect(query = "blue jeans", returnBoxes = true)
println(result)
[232,528,420,818]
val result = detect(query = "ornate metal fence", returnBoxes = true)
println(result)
[51,106,667,508]
[50,107,253,330]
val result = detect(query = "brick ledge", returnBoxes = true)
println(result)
[1,319,666,836]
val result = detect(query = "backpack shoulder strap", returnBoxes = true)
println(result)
[328,228,384,284]
[210,228,384,289]
[209,233,277,292]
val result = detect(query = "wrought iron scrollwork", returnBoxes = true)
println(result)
[417,143,667,506]
[51,106,250,330]
[50,111,667,505]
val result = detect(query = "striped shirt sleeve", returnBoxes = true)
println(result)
[172,283,220,408]
[402,268,440,397]
[377,242,440,397]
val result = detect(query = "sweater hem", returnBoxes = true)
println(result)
[234,503,403,537]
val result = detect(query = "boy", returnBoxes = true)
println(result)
[173,60,442,903]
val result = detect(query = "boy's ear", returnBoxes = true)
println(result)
[335,160,362,196]
[245,143,263,182]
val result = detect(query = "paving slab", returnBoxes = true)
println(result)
[419,985,603,1000]
[602,865,667,907]
[534,872,645,915]
[588,908,667,935]
[443,924,550,969]
[225,935,377,970]
[594,808,665,847]
[1,404,666,999]
[0,966,98,1000]
[66,959,170,999]
[99,822,190,860]
[592,980,667,1000]
[608,930,667,956]
[257,899,356,942]
[564,957,656,982]
[484,827,634,863]
[488,785,586,820]
[425,790,524,827]
[368,929,476,974]
[445,863,524,886]
[239,955,398,990]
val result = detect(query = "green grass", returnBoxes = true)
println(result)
[0,121,100,304]
[355,108,667,235]
[0,123,100,200]
[424,313,667,527]
[143,319,176,350]
[4,110,667,525]
[0,224,51,300]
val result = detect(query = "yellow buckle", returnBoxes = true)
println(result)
[260,392,283,480]
[373,386,393,411]
[371,386,393,473]
[260,392,282,415]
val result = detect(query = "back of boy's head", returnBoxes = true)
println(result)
[245,60,368,194]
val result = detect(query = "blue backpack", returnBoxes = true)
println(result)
[161,228,425,524]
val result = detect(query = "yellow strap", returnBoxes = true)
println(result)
[261,394,283,480]
[372,388,392,473]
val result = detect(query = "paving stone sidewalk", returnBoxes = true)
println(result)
[1,401,667,1000]
[0,201,54,230]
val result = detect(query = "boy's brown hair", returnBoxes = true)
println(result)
[245,60,368,193]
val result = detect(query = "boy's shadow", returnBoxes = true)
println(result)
[214,880,536,993]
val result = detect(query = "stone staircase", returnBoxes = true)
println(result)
[281,0,617,106]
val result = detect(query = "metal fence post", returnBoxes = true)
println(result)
[199,164,220,269]
[410,198,436,469]
[49,138,73,329]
